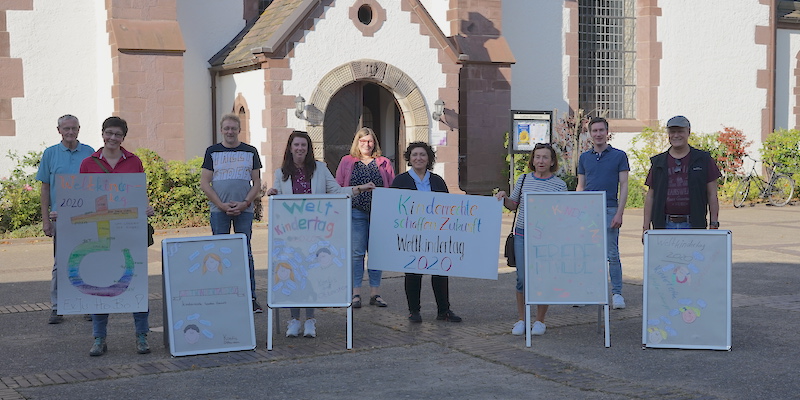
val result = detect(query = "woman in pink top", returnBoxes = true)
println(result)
[335,127,395,309]
[78,117,154,356]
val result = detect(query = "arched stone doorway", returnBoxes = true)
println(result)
[322,81,402,173]
[303,60,432,174]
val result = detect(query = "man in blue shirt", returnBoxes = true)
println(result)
[576,117,630,309]
[36,114,95,324]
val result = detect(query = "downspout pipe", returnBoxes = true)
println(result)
[210,69,218,144]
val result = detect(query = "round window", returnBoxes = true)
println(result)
[358,5,373,25]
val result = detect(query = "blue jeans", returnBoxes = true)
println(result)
[210,211,256,296]
[606,207,622,295]
[665,220,692,229]
[351,208,382,289]
[51,231,58,309]
[513,228,525,293]
[92,312,149,337]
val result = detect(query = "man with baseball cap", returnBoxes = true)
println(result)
[643,116,721,236]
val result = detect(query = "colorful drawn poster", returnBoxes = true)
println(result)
[268,194,351,307]
[523,192,608,304]
[162,234,256,356]
[55,173,149,314]
[367,188,502,280]
[643,230,732,350]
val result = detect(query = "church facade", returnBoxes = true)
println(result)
[1,0,798,192]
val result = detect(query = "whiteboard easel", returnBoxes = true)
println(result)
[642,230,732,350]
[162,234,256,356]
[266,194,353,350]
[522,192,610,347]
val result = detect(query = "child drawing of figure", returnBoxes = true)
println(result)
[678,305,702,323]
[306,241,345,270]
[646,316,678,344]
[648,326,668,344]
[316,248,334,269]
[184,324,201,344]
[202,253,223,275]
[670,298,707,324]
[272,262,298,296]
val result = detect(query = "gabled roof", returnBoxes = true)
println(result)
[209,0,309,70]
[209,0,464,71]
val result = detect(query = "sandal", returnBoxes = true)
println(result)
[352,295,362,308]
[370,295,388,307]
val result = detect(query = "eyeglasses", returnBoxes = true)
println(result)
[358,139,374,144]
[103,131,125,139]
[533,143,553,149]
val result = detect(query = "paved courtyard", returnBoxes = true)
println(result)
[1,205,799,399]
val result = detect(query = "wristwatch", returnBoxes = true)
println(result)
[709,221,720,228]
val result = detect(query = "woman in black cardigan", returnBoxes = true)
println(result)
[390,142,461,323]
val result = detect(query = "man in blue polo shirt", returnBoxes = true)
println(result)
[36,114,95,324]
[576,117,630,309]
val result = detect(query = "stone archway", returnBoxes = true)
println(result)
[303,59,431,162]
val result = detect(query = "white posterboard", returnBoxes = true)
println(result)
[267,194,352,308]
[55,173,149,314]
[162,234,256,356]
[643,230,732,350]
[367,188,502,280]
[523,192,608,304]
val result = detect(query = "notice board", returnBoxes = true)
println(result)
[523,192,608,304]
[162,234,256,356]
[268,194,352,308]
[643,230,732,350]
[55,173,149,314]
[367,188,502,280]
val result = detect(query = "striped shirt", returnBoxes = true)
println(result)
[509,173,567,230]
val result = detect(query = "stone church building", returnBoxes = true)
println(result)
[1,0,798,191]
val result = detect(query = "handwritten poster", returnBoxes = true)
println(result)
[643,230,732,350]
[367,188,502,280]
[162,235,256,356]
[523,192,608,304]
[55,173,149,314]
[268,194,352,307]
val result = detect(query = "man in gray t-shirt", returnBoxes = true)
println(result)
[200,113,262,313]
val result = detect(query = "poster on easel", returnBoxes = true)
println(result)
[267,194,352,308]
[55,173,149,314]
[643,230,732,350]
[523,192,608,304]
[523,191,610,347]
[162,234,256,356]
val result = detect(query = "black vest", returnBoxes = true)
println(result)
[648,147,714,229]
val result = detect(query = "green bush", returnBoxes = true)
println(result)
[629,124,669,176]
[0,149,43,234]
[626,176,647,208]
[761,128,800,174]
[136,148,209,228]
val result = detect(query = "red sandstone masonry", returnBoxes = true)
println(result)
[0,1,31,136]
[106,0,186,159]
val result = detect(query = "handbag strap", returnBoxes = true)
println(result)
[91,157,111,173]
[509,173,526,234]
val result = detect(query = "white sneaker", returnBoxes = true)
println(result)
[612,294,626,309]
[531,320,546,335]
[511,320,526,335]
[303,318,317,338]
[286,318,301,337]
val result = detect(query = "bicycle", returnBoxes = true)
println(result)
[732,155,795,208]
